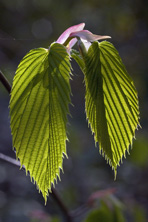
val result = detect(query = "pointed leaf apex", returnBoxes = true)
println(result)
[10,43,72,202]
[84,41,140,173]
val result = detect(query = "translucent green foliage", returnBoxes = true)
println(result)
[9,36,140,202]
[71,49,85,72]
[83,41,140,175]
[10,43,71,202]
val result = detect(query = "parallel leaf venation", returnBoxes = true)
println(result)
[10,43,72,202]
[10,51,48,114]
[12,55,48,148]
[12,50,47,90]
[100,47,139,130]
[84,43,114,163]
[83,41,139,171]
[100,54,134,142]
[100,45,138,100]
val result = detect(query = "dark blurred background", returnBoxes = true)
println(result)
[0,0,148,221]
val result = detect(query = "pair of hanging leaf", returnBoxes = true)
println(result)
[10,23,140,203]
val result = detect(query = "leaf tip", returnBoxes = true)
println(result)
[44,195,48,206]
[114,167,117,180]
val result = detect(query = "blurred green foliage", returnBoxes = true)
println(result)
[84,200,125,222]
[129,135,148,167]
[133,204,147,222]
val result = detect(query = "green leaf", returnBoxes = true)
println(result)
[70,49,85,72]
[83,41,140,175]
[10,43,71,202]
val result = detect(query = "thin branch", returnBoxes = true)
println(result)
[0,70,11,94]
[0,153,20,167]
[50,188,72,222]
[0,153,73,222]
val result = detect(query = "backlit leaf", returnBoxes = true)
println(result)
[70,49,85,72]
[10,43,71,202]
[83,41,140,175]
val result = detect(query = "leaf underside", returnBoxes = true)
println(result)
[84,41,140,175]
[10,43,71,202]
